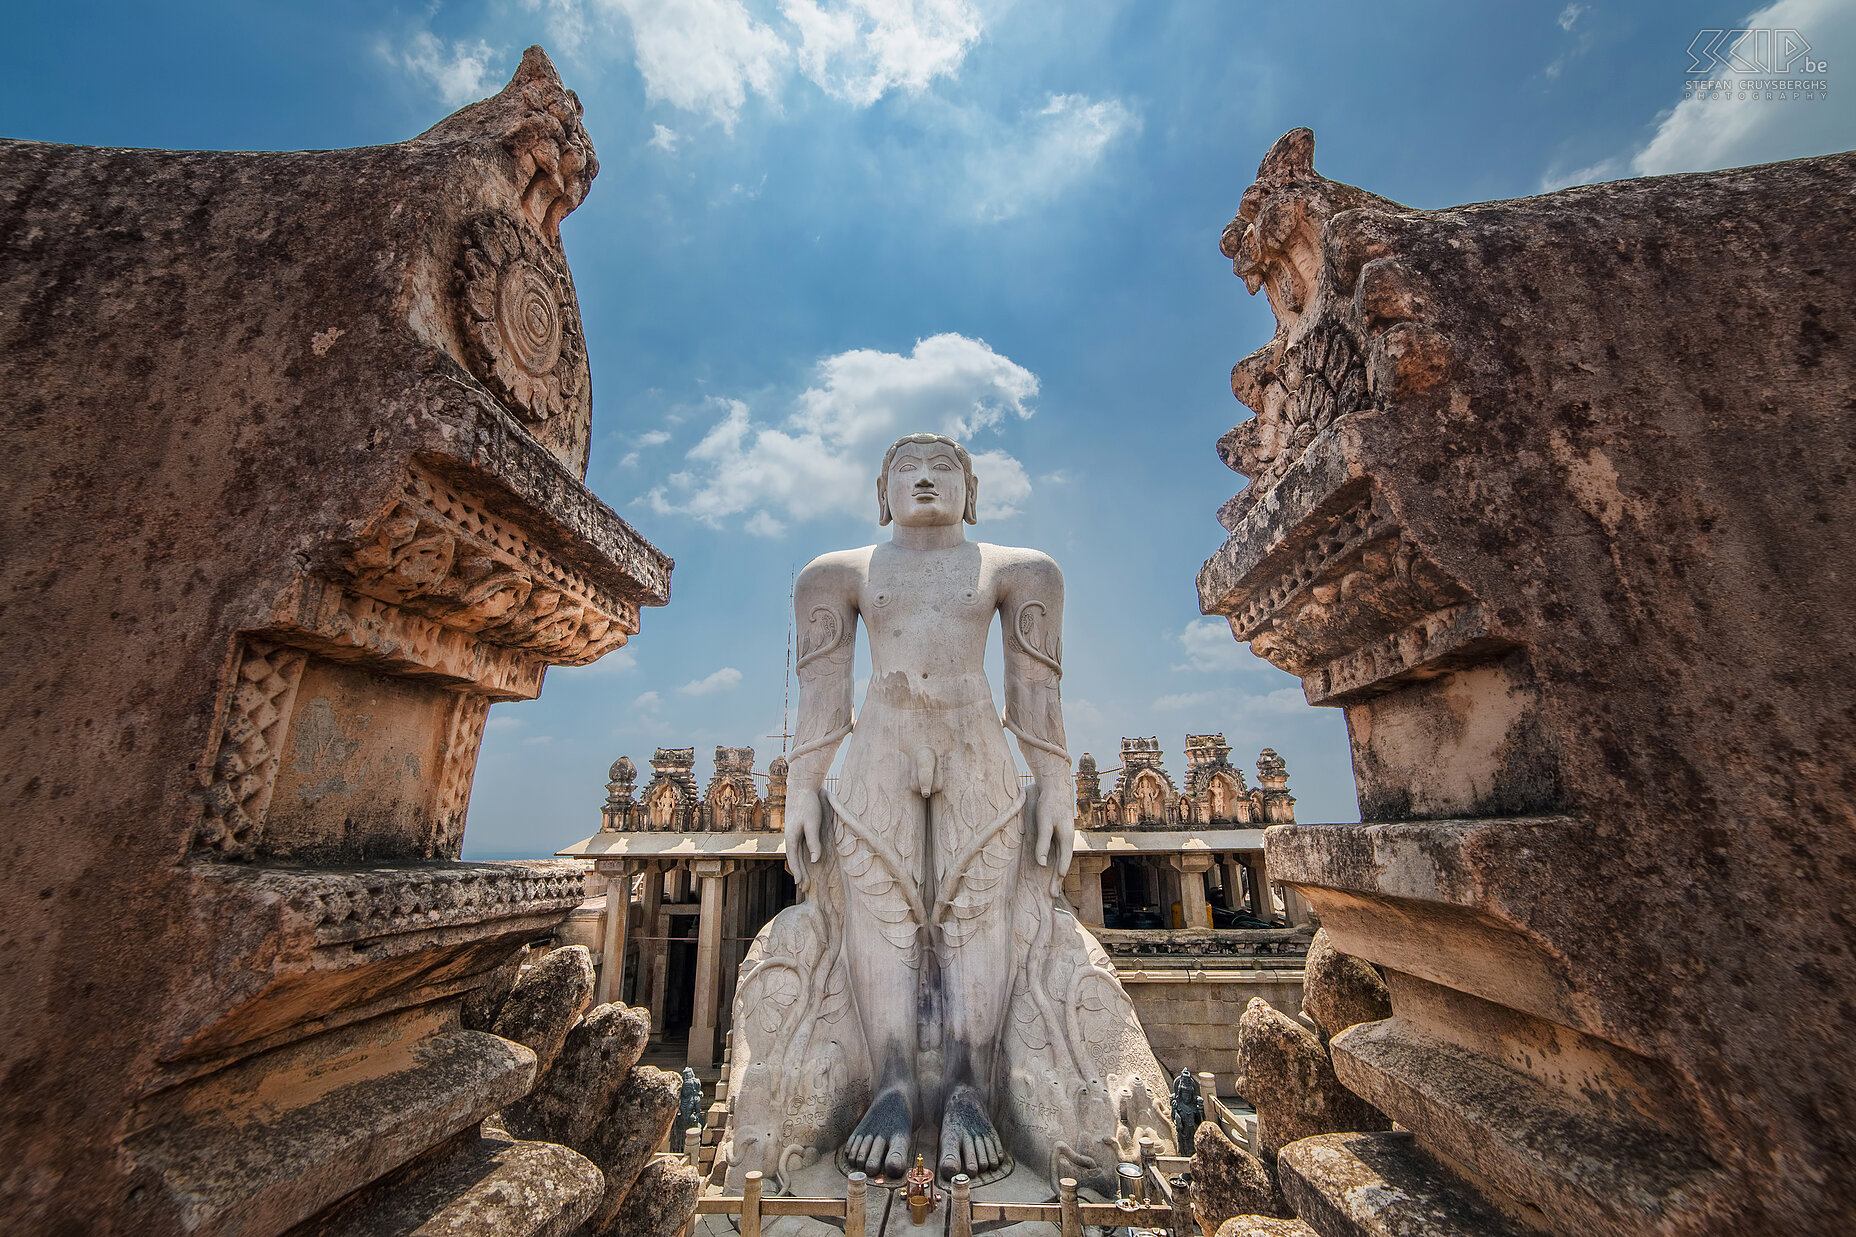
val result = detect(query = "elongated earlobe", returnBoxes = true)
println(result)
[964,474,978,524]
[877,476,892,526]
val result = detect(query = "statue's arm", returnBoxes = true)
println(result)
[784,556,857,881]
[1000,553,1075,887]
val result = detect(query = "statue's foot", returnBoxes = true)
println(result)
[846,1088,913,1179]
[939,1085,1005,1180]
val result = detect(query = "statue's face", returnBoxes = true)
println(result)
[885,441,966,528]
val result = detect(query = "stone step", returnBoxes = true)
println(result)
[1278,1131,1537,1237]
[1329,1019,1725,1236]
[126,1025,536,1237]
[293,1131,603,1236]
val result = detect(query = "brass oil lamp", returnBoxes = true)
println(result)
[905,1154,937,1224]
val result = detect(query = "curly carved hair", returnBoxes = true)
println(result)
[877,432,978,526]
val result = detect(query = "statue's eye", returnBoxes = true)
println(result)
[933,461,953,470]
[896,462,916,472]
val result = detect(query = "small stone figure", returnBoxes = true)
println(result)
[678,1067,705,1139]
[1171,1068,1204,1147]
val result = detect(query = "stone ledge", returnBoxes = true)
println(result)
[292,1131,603,1237]
[164,861,585,1073]
[1262,817,1602,1038]
[1329,1020,1724,1237]
[126,1027,537,1237]
[1277,1131,1536,1237]
[1264,816,1584,912]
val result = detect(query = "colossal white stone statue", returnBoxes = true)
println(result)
[721,434,1174,1198]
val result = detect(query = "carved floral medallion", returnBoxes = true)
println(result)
[457,213,587,424]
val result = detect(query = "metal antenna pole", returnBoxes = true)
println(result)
[784,567,793,755]
[767,566,796,756]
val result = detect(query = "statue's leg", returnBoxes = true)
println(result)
[835,785,926,1179]
[932,782,1023,1179]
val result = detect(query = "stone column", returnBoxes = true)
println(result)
[595,859,635,1006]
[687,858,736,1068]
[719,867,747,1038]
[1072,854,1112,926]
[1172,854,1214,929]
[1221,858,1246,909]
[1245,853,1275,921]
[647,864,672,1043]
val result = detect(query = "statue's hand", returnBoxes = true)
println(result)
[1032,786,1075,896]
[784,788,824,889]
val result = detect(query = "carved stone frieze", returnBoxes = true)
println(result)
[1225,485,1472,680]
[298,862,585,945]
[702,746,762,831]
[193,639,308,858]
[458,213,589,427]
[275,576,549,699]
[640,747,699,832]
[342,466,637,667]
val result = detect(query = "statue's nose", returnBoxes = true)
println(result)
[914,477,934,488]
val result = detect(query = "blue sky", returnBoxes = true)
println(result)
[7,1,1849,858]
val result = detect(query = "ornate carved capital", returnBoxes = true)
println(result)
[339,465,637,668]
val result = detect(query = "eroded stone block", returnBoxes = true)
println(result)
[492,946,596,1075]
[1234,998,1386,1156]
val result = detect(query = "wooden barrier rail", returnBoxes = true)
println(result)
[694,1166,1184,1237]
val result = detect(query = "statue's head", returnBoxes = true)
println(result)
[877,432,978,527]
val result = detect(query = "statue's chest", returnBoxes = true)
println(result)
[859,558,996,632]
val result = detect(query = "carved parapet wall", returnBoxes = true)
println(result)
[1198,131,1856,1235]
[1074,736,1290,830]
[601,745,782,833]
[0,47,669,1237]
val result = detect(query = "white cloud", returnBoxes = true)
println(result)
[645,334,1039,532]
[1174,618,1254,673]
[1542,0,1853,189]
[681,666,745,694]
[634,690,663,710]
[649,123,681,152]
[485,714,526,733]
[395,32,503,106]
[537,0,986,131]
[965,93,1141,222]
[782,0,981,106]
[603,0,790,128]
[1151,686,1307,715]
[1557,3,1587,32]
[637,429,673,447]
[520,734,557,746]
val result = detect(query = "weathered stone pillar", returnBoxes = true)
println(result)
[1172,854,1214,929]
[595,859,635,1006]
[633,862,662,1014]
[1244,853,1274,921]
[688,858,736,1067]
[1199,129,1856,1233]
[647,864,672,1043]
[1220,858,1246,909]
[0,46,675,1236]
[1072,854,1112,926]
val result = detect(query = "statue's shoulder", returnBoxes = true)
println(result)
[977,542,1063,590]
[796,546,876,594]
